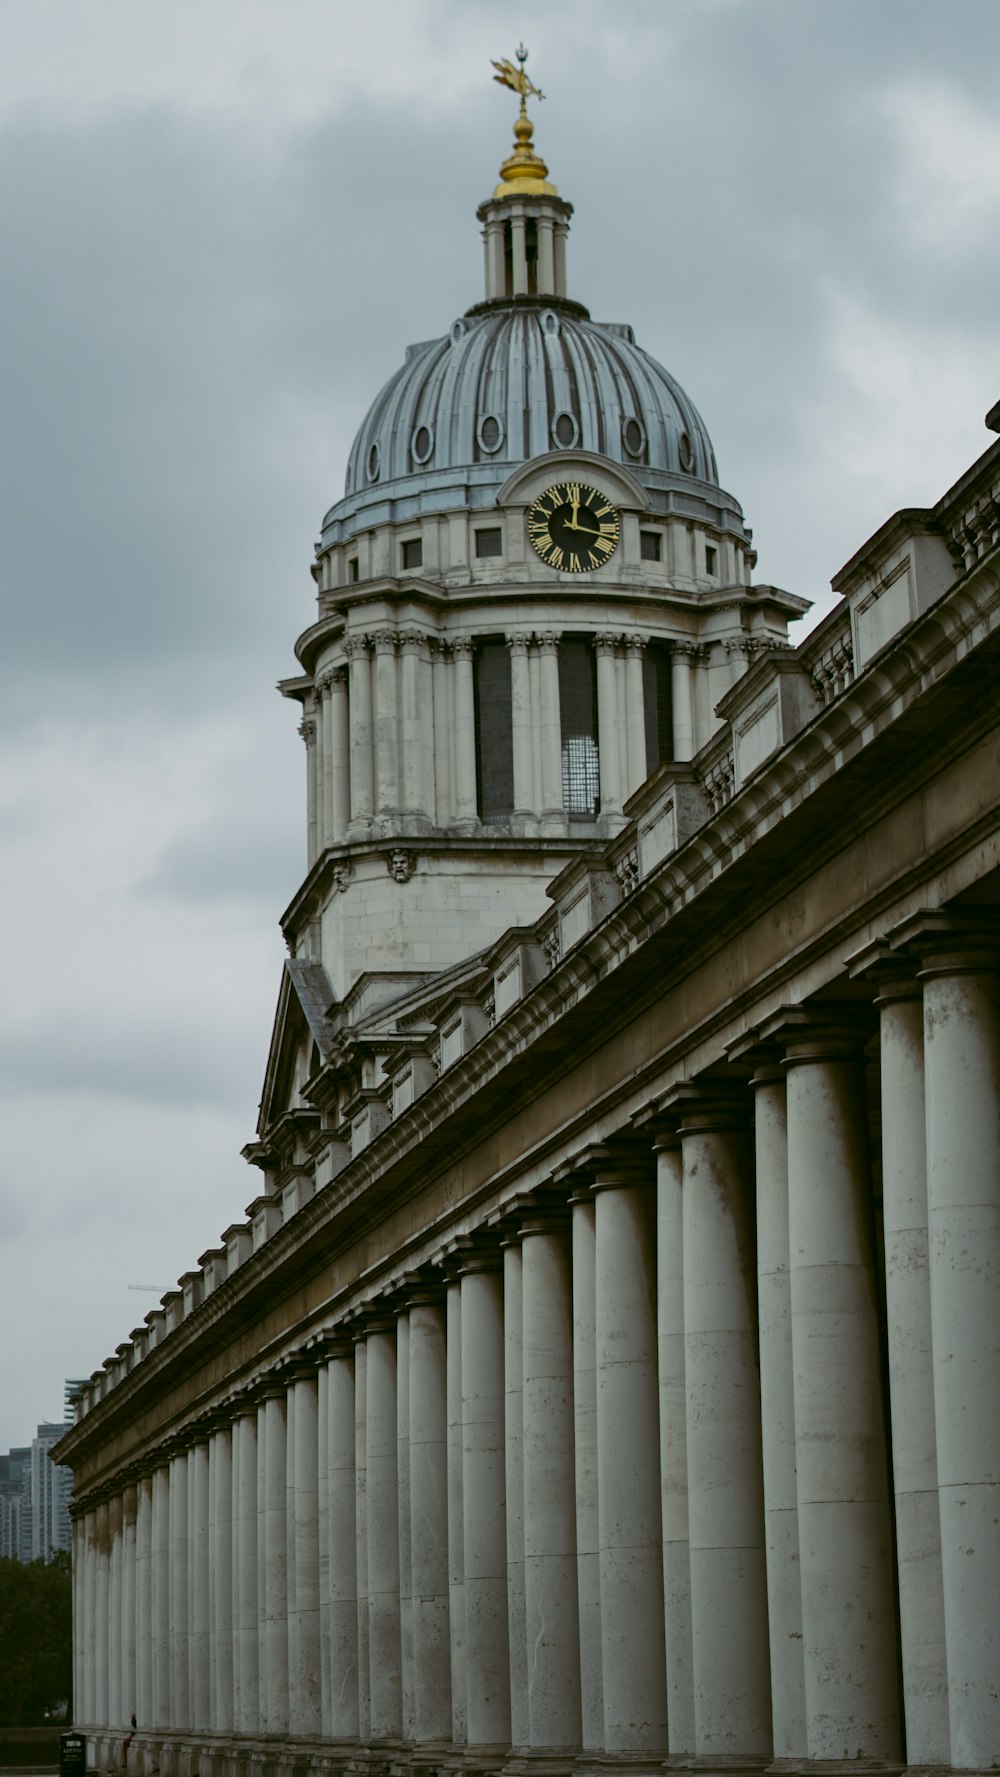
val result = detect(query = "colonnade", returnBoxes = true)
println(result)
[74,922,1000,1774]
[303,631,704,859]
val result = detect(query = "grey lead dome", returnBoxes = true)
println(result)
[341,303,718,501]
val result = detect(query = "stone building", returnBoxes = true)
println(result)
[55,85,1000,1777]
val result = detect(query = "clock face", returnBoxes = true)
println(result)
[528,481,621,573]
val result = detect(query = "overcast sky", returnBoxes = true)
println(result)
[2,0,999,1452]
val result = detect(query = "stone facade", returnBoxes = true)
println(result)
[55,102,1000,1777]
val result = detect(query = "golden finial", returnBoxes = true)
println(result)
[491,44,558,198]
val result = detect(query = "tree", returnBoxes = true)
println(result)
[0,1554,73,1726]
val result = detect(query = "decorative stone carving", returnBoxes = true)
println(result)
[298,718,317,746]
[483,990,496,1027]
[505,631,531,654]
[387,849,416,883]
[614,847,640,896]
[811,633,855,704]
[373,628,399,652]
[703,750,736,813]
[543,929,561,970]
[331,862,354,894]
[451,633,474,657]
[594,632,623,656]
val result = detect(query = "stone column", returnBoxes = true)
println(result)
[461,1247,510,1748]
[777,1009,901,1760]
[300,714,319,868]
[593,1154,667,1754]
[94,1498,110,1736]
[135,1472,153,1731]
[233,1404,259,1734]
[81,1508,95,1728]
[452,637,478,830]
[366,1316,403,1740]
[623,634,647,799]
[108,1494,122,1731]
[537,215,555,295]
[595,636,623,820]
[168,1449,190,1730]
[554,225,568,298]
[288,1364,322,1736]
[570,1184,604,1752]
[674,1090,771,1758]
[122,1482,138,1728]
[330,666,351,841]
[671,643,696,762]
[520,1199,581,1749]
[918,923,1000,1769]
[355,1335,371,1739]
[318,674,334,849]
[151,1464,170,1731]
[210,1424,234,1734]
[397,1310,414,1741]
[189,1439,210,1731]
[346,636,374,833]
[446,1275,467,1744]
[400,630,432,824]
[408,1287,452,1744]
[844,952,951,1765]
[746,1053,807,1761]
[322,1337,359,1739]
[431,641,453,825]
[260,1384,289,1734]
[507,632,534,821]
[537,632,563,825]
[653,1135,695,1757]
[510,214,528,295]
[503,1234,528,1752]
[373,628,400,819]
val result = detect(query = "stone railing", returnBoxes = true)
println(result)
[800,605,854,705]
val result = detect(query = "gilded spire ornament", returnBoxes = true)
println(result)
[491,44,558,197]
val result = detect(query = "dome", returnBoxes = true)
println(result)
[341,304,719,503]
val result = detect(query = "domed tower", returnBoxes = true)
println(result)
[282,55,803,1000]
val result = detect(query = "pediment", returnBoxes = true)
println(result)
[257,959,338,1136]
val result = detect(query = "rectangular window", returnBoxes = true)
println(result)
[705,543,718,577]
[401,537,423,570]
[475,526,503,559]
[348,557,359,582]
[640,529,662,562]
[474,640,514,821]
[559,637,599,816]
[643,643,673,776]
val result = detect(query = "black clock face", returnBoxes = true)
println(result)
[528,481,621,572]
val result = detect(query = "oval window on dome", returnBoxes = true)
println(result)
[411,423,434,465]
[477,413,504,454]
[622,416,646,459]
[450,319,468,345]
[542,309,560,335]
[552,410,580,450]
[678,430,694,474]
[366,441,381,483]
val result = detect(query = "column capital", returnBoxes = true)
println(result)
[451,632,475,658]
[845,936,922,1006]
[503,1185,572,1237]
[574,1139,654,1191]
[342,633,372,661]
[447,1230,503,1275]
[622,631,648,654]
[886,908,1000,978]
[398,626,430,654]
[757,1000,874,1064]
[594,631,623,656]
[310,1326,356,1362]
[505,630,531,654]
[372,626,399,653]
[535,628,562,653]
[726,1029,787,1083]
[657,1077,751,1132]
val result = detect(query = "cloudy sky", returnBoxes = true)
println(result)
[1,0,999,1451]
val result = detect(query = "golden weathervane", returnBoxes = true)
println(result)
[490,44,556,198]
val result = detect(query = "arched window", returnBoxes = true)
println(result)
[474,640,514,821]
[559,637,600,816]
